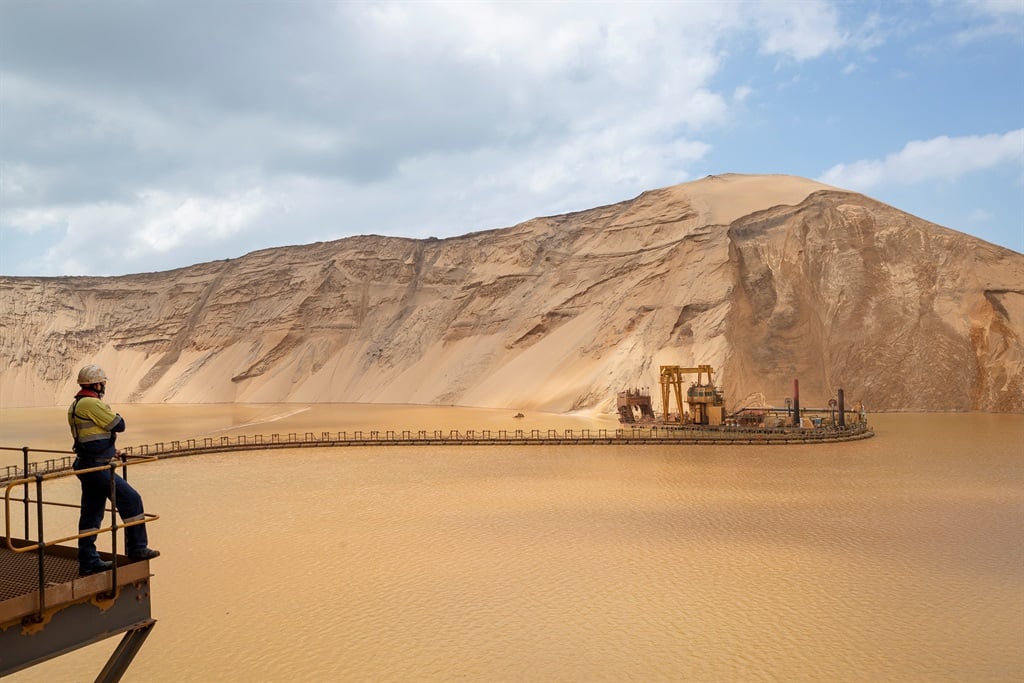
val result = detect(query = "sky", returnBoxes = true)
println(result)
[1,1,1022,277]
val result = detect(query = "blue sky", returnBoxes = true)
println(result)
[1,0,1021,277]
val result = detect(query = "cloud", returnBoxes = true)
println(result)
[0,1,868,275]
[819,129,1024,191]
[732,86,754,102]
[963,0,1024,14]
[752,1,845,60]
[949,0,1024,44]
[967,208,994,223]
[6,189,274,276]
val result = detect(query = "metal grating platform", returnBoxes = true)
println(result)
[2,452,160,679]
[0,541,81,603]
[0,540,152,631]
[1,541,155,678]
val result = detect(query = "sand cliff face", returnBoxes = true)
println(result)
[2,174,1021,413]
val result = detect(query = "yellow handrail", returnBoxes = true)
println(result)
[0,445,75,454]
[4,456,160,553]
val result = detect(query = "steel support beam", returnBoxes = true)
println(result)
[0,580,153,677]
[95,619,156,683]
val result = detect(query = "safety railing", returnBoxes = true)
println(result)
[0,446,76,490]
[2,422,873,481]
[3,454,159,623]
[124,423,866,451]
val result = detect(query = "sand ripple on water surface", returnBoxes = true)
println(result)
[2,411,1021,681]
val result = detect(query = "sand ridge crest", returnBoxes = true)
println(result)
[1,174,1021,413]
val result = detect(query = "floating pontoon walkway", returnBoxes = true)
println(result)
[2,424,873,484]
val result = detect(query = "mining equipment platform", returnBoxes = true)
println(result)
[619,364,867,433]
[1,452,159,681]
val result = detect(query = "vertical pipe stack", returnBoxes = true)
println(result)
[838,388,846,428]
[793,379,801,427]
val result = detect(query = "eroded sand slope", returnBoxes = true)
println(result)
[2,174,1021,412]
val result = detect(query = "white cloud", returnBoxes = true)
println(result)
[0,163,51,208]
[0,1,912,274]
[2,205,64,236]
[967,208,994,223]
[126,190,272,256]
[951,0,1024,44]
[753,1,845,60]
[966,0,1024,17]
[819,129,1024,190]
[9,190,274,276]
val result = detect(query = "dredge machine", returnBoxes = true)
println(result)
[659,364,726,425]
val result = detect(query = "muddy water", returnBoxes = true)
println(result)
[2,408,1022,682]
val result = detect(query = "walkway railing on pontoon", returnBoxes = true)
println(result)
[1,422,873,484]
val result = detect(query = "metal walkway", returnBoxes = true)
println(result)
[3,423,874,484]
[1,460,160,681]
[0,543,156,679]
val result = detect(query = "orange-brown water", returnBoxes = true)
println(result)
[2,407,1022,681]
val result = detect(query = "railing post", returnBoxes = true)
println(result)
[22,447,31,539]
[34,474,46,621]
[107,462,119,596]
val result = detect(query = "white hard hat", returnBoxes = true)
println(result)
[77,364,108,385]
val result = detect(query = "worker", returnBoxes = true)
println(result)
[68,364,159,575]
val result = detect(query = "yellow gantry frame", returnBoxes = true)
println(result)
[659,365,715,424]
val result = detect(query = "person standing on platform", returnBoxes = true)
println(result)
[68,364,159,575]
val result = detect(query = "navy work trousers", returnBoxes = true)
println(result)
[74,459,148,565]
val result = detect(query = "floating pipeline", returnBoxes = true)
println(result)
[1,424,874,482]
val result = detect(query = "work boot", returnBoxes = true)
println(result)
[128,548,160,561]
[80,559,113,576]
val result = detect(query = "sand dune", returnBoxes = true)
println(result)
[1,174,1021,413]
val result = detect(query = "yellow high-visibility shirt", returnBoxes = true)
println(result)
[68,396,123,447]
